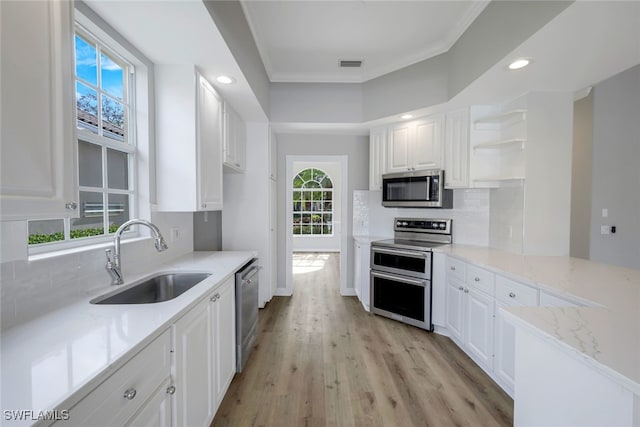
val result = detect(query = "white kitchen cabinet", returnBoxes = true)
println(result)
[464,287,494,370]
[269,128,278,181]
[211,276,236,408]
[173,297,214,427]
[494,301,516,396]
[353,239,371,311]
[445,278,465,343]
[223,102,246,173]
[369,127,387,190]
[125,378,173,427]
[156,66,223,211]
[1,0,78,220]
[60,330,172,427]
[386,115,443,173]
[173,276,236,426]
[444,108,470,188]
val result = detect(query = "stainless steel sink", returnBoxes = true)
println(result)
[91,273,211,304]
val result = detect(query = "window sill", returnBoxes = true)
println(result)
[29,236,150,262]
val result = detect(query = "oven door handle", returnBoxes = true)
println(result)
[372,247,429,259]
[371,271,427,287]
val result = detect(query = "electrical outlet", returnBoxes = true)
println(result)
[600,225,610,235]
[170,227,180,242]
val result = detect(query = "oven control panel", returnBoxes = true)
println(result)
[394,218,452,235]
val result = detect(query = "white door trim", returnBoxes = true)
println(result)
[285,155,349,296]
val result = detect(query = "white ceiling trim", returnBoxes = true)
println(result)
[241,0,489,84]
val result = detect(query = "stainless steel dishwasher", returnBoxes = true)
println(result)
[236,258,259,372]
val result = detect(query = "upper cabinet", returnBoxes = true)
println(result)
[156,66,223,211]
[443,108,470,189]
[386,114,443,173]
[0,0,78,220]
[223,102,246,173]
[369,127,387,191]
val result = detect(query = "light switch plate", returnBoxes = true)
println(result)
[600,225,610,235]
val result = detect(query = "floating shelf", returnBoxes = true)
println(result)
[474,109,527,130]
[474,138,526,151]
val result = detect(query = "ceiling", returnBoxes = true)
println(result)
[241,0,489,83]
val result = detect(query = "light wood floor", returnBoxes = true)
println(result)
[213,252,513,427]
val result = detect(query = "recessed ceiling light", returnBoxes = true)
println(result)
[508,58,532,70]
[401,114,413,120]
[216,75,235,84]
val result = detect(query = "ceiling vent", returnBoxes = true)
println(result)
[339,60,363,68]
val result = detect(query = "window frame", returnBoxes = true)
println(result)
[28,15,140,255]
[292,168,334,237]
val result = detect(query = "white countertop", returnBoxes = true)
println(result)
[0,251,254,426]
[352,235,389,244]
[436,245,640,395]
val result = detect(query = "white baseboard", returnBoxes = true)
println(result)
[341,289,357,296]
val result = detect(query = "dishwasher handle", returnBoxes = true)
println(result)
[240,264,261,283]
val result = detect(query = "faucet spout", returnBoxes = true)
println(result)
[105,219,169,285]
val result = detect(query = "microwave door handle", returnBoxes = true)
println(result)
[425,176,431,201]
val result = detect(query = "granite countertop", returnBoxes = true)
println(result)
[0,251,254,426]
[435,244,640,395]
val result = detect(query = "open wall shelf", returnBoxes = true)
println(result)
[473,138,526,151]
[474,109,527,130]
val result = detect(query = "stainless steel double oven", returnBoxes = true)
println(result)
[370,218,452,330]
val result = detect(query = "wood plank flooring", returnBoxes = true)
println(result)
[213,253,513,427]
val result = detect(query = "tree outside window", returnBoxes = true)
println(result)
[292,168,333,236]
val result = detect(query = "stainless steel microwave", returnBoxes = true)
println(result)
[381,169,453,208]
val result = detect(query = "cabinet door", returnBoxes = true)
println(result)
[269,179,278,297]
[360,243,371,311]
[464,288,494,370]
[445,278,465,343]
[196,74,223,211]
[386,124,412,173]
[223,103,245,172]
[173,298,214,427]
[125,379,172,427]
[369,128,387,190]
[1,0,78,220]
[353,241,362,299]
[494,302,516,395]
[413,116,443,170]
[444,109,470,188]
[212,277,236,409]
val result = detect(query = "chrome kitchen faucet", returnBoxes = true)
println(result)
[105,219,168,285]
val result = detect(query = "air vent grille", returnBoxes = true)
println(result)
[339,60,363,68]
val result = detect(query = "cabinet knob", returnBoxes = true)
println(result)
[123,388,137,400]
[201,203,206,209]
[509,292,516,298]
[166,385,176,395]
[210,295,217,302]
[474,277,480,282]
[458,286,464,291]
[450,266,456,271]
[464,289,469,294]
[65,201,77,210]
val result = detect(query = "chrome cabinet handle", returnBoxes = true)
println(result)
[123,388,137,400]
[166,385,176,395]
[509,292,516,298]
[65,201,77,210]
[210,293,221,302]
[474,277,480,282]
[464,289,469,294]
[450,266,456,271]
[458,286,464,291]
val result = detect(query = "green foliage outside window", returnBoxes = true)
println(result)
[28,224,120,245]
[292,168,334,236]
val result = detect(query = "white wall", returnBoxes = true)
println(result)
[590,65,640,269]
[292,160,341,252]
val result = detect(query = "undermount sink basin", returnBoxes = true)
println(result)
[91,273,211,304]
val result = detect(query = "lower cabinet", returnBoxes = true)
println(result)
[352,239,371,311]
[60,330,173,427]
[173,276,236,427]
[494,301,516,394]
[125,378,173,427]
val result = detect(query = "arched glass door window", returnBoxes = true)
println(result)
[292,168,333,235]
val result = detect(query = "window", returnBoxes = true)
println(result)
[28,22,136,248]
[292,168,333,236]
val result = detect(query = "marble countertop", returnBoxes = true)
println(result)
[0,251,254,426]
[436,245,640,395]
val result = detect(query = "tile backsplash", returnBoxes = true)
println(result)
[355,189,491,246]
[0,212,193,331]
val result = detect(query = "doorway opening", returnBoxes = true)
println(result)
[285,156,348,296]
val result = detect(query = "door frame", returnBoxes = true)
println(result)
[285,155,349,296]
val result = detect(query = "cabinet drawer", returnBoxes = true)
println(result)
[495,276,538,306]
[466,265,494,295]
[63,329,172,426]
[446,257,465,281]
